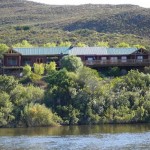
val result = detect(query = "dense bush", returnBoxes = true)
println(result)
[0,91,14,127]
[0,58,150,127]
[60,55,83,72]
[22,103,61,127]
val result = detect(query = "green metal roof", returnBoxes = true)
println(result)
[107,48,138,55]
[69,47,138,55]
[13,47,70,56]
[13,47,138,56]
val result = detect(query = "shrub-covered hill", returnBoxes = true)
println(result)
[0,0,150,38]
[1,28,150,48]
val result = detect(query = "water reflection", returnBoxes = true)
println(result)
[0,124,150,136]
[0,124,150,150]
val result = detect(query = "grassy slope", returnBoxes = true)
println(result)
[0,0,150,47]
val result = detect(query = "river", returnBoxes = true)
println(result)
[0,124,150,150]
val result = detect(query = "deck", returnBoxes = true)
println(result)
[84,59,150,67]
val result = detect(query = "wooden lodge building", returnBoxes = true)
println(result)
[1,47,150,74]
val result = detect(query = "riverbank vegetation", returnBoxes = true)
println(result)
[0,56,150,127]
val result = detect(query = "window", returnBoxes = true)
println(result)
[46,56,58,63]
[87,57,93,61]
[101,57,107,61]
[23,58,31,65]
[101,57,107,64]
[137,56,143,62]
[121,56,127,62]
[110,57,118,63]
[7,57,17,66]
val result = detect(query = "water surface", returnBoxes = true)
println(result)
[0,124,149,150]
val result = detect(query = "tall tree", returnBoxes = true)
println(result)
[0,75,18,93]
[23,64,32,77]
[0,43,9,58]
[34,63,45,75]
[0,91,14,127]
[13,40,33,48]
[116,42,130,48]
[133,44,146,49]
[43,42,56,47]
[45,62,56,74]
[22,103,61,127]
[60,55,83,72]
[96,41,109,47]
[58,41,72,47]
[76,42,87,47]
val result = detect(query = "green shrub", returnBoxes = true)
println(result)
[22,103,61,127]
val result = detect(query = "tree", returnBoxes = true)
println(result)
[15,26,30,31]
[43,42,56,47]
[10,84,44,124]
[74,67,102,124]
[23,64,32,77]
[77,66,101,87]
[76,42,87,47]
[0,43,9,58]
[60,55,83,72]
[44,69,79,124]
[22,103,61,127]
[133,44,146,49]
[0,75,18,93]
[116,42,130,48]
[10,84,44,107]
[58,41,72,47]
[144,66,150,74]
[0,91,14,127]
[29,72,42,82]
[33,63,44,75]
[45,62,56,74]
[107,67,120,77]
[96,41,109,47]
[13,40,33,48]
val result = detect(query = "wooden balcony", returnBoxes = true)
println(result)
[84,59,150,67]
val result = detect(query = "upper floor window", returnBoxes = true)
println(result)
[87,57,94,61]
[101,57,107,61]
[23,58,31,65]
[110,57,118,62]
[7,57,17,66]
[121,56,127,62]
[137,56,143,62]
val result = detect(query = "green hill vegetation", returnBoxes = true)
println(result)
[0,0,150,48]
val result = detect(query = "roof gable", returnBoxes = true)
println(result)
[131,48,149,55]
[5,49,21,55]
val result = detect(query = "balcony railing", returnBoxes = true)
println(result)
[2,59,150,69]
[84,59,150,66]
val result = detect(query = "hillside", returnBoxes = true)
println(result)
[0,0,150,47]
